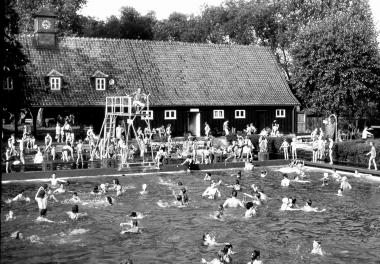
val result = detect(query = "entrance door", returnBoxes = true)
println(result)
[188,112,201,136]
[256,111,267,133]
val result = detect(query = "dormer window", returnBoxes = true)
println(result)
[3,77,13,90]
[96,78,106,90]
[92,70,109,91]
[46,69,64,91]
[50,77,61,90]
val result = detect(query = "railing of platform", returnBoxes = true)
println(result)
[106,96,132,115]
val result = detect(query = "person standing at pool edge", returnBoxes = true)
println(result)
[366,142,377,170]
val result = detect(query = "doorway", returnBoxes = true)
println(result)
[256,111,267,133]
[188,112,201,136]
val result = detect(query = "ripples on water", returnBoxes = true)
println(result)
[1,166,380,263]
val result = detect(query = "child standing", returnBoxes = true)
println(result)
[55,123,61,142]
[76,140,83,168]
[366,142,377,170]
[280,139,290,160]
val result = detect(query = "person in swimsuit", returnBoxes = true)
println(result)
[202,182,221,199]
[260,170,267,178]
[181,155,194,171]
[121,219,141,234]
[6,189,31,203]
[202,233,230,246]
[204,172,212,181]
[67,205,87,220]
[281,174,290,187]
[340,176,352,191]
[76,140,84,168]
[53,183,66,194]
[44,133,52,150]
[247,250,263,264]
[223,190,244,208]
[311,240,325,255]
[366,141,377,170]
[312,139,318,162]
[302,199,326,212]
[129,88,147,113]
[291,138,297,160]
[280,139,290,160]
[70,192,80,203]
[213,204,224,219]
[244,202,257,217]
[62,143,73,162]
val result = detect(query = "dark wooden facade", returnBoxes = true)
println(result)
[40,106,296,137]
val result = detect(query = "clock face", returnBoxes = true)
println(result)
[42,20,51,30]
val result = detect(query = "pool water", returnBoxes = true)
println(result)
[1,166,380,264]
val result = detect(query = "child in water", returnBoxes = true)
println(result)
[120,219,141,234]
[67,205,87,220]
[260,170,267,178]
[311,240,325,255]
[248,250,263,264]
[213,204,224,220]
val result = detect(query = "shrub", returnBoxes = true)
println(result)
[333,139,380,164]
[226,133,294,153]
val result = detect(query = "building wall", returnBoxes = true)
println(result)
[134,106,295,136]
[31,105,295,137]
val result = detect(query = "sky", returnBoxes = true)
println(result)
[81,0,380,41]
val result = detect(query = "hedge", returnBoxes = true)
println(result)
[226,133,294,154]
[333,139,380,164]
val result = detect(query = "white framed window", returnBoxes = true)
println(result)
[297,113,306,132]
[165,110,176,120]
[276,109,286,118]
[96,78,106,90]
[213,110,224,119]
[235,110,246,119]
[141,110,153,120]
[3,78,13,90]
[50,77,61,90]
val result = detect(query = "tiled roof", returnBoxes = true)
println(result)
[18,36,300,107]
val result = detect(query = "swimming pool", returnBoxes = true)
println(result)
[1,166,380,264]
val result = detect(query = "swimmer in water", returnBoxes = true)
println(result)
[6,189,31,203]
[243,192,261,205]
[248,250,263,264]
[204,172,212,181]
[202,233,230,246]
[336,188,343,196]
[311,240,324,255]
[121,219,141,234]
[10,231,24,240]
[53,183,66,194]
[140,184,148,194]
[281,174,290,187]
[244,159,254,171]
[69,192,80,203]
[299,170,306,178]
[91,185,101,195]
[257,189,267,201]
[223,244,236,263]
[202,182,221,199]
[291,175,310,183]
[226,180,241,191]
[106,196,114,205]
[67,204,87,220]
[340,176,352,191]
[280,198,290,211]
[172,190,186,206]
[35,186,52,220]
[260,170,267,178]
[201,249,225,264]
[50,173,66,187]
[109,179,120,190]
[288,197,300,209]
[214,204,224,219]
[5,210,15,221]
[302,199,326,212]
[353,169,372,178]
[223,190,244,208]
[99,183,108,194]
[332,169,341,181]
[244,202,257,217]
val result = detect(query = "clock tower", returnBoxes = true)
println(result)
[34,8,57,48]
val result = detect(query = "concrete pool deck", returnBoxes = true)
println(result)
[2,159,379,182]
[1,159,288,182]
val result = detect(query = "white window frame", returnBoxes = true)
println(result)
[95,78,106,90]
[213,110,224,119]
[3,77,13,90]
[164,110,176,120]
[276,109,286,118]
[50,77,61,90]
[141,110,153,120]
[235,110,246,119]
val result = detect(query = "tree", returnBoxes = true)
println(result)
[14,0,87,36]
[119,7,156,40]
[290,1,380,118]
[4,0,29,75]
